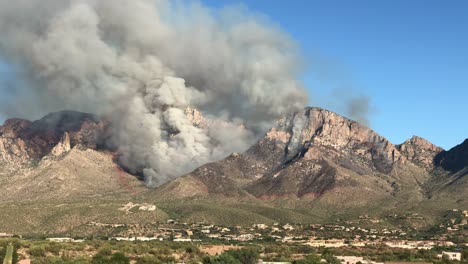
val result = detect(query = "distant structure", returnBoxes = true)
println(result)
[438,252,462,261]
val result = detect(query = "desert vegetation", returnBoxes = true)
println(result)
[0,238,467,264]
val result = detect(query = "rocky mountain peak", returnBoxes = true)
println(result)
[397,136,444,169]
[51,132,71,157]
[258,107,403,174]
[401,136,442,151]
[184,107,204,127]
[0,119,33,138]
[165,107,420,199]
[0,111,107,168]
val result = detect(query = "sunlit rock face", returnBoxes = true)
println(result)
[397,136,444,169]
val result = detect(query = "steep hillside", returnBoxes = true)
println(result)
[152,107,466,222]
[434,139,468,173]
[0,112,166,235]
[425,139,468,205]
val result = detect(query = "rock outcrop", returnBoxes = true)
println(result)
[157,107,425,201]
[256,107,404,174]
[244,107,408,198]
[51,132,71,157]
[397,136,444,169]
[185,107,204,127]
[0,111,108,168]
[0,107,466,228]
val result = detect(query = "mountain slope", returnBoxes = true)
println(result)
[156,107,419,197]
[0,112,168,235]
[153,107,467,221]
[0,108,466,231]
[425,139,468,204]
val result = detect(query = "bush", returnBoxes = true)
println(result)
[136,255,163,264]
[47,243,63,255]
[45,256,89,264]
[91,252,130,264]
[293,254,322,264]
[202,254,241,264]
[203,248,259,264]
[230,248,259,264]
[97,246,113,256]
[29,245,47,257]
[110,252,130,264]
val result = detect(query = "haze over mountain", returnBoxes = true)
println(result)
[0,108,466,234]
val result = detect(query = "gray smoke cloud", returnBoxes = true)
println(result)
[346,96,371,126]
[0,0,307,186]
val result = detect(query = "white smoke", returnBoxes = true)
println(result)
[0,0,308,186]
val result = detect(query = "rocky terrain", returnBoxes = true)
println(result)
[0,111,144,202]
[0,111,159,234]
[0,111,107,169]
[153,107,467,221]
[0,107,466,234]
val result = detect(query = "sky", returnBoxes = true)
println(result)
[0,1,466,150]
[201,0,467,150]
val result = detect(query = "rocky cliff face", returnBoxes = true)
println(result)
[255,107,404,174]
[0,111,144,204]
[156,107,434,201]
[397,136,443,169]
[51,132,71,157]
[0,111,107,169]
[0,107,466,228]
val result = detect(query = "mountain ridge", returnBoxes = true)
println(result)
[0,107,466,233]
[154,107,451,198]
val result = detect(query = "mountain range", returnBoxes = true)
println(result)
[0,107,466,235]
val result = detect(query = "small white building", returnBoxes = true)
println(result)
[46,238,74,242]
[438,252,462,261]
[173,238,192,242]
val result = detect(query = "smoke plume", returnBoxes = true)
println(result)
[0,0,307,186]
[346,96,371,126]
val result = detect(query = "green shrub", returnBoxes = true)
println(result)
[91,252,130,264]
[29,245,47,257]
[202,254,241,264]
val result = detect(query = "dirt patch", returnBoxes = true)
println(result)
[200,245,242,256]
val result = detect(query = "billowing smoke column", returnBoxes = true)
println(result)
[0,0,308,186]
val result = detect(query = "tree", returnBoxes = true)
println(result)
[225,248,259,264]
[462,249,468,261]
[91,252,130,264]
[321,250,340,264]
[202,254,240,264]
[0,243,18,263]
[3,244,14,264]
[110,253,130,264]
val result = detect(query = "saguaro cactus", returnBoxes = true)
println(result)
[2,244,13,264]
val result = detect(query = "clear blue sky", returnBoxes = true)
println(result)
[201,0,467,150]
